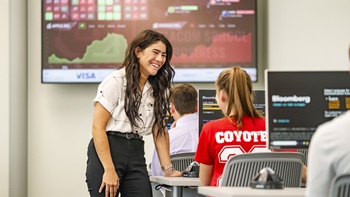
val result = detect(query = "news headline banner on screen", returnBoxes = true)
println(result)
[265,70,350,150]
[42,0,257,83]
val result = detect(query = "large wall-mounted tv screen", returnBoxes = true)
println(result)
[42,0,257,83]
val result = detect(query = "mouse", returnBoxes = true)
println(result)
[182,161,200,177]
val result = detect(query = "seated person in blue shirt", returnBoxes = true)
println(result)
[151,83,199,176]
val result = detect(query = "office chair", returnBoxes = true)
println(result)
[166,152,204,197]
[220,152,304,188]
[297,149,308,166]
[329,173,350,197]
[170,152,196,172]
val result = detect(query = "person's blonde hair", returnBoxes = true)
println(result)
[216,66,262,128]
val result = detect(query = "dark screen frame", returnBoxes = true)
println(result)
[265,70,350,150]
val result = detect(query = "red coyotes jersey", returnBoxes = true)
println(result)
[194,115,266,186]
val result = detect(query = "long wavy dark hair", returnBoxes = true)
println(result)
[120,29,174,138]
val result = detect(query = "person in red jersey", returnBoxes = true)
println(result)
[194,66,267,186]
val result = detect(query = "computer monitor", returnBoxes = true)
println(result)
[41,0,258,83]
[265,70,350,150]
[198,89,265,134]
[165,114,174,130]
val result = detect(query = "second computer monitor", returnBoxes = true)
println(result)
[266,70,350,150]
[198,89,265,134]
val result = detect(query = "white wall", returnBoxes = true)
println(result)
[9,1,28,197]
[0,0,10,196]
[23,1,350,197]
[28,3,97,196]
[28,1,96,196]
[1,1,27,197]
[267,0,350,70]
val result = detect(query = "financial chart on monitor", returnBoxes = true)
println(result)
[42,0,257,83]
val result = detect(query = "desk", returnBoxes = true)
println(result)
[198,187,305,197]
[150,176,201,197]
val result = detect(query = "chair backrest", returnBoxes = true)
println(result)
[329,173,350,197]
[170,152,196,172]
[220,152,304,188]
[297,149,308,166]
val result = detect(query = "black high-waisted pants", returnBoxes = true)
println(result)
[85,134,152,197]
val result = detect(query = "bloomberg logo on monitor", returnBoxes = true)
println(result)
[271,95,311,107]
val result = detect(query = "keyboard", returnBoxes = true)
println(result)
[270,131,314,141]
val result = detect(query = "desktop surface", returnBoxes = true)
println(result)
[150,176,200,186]
[150,176,201,197]
[198,186,306,197]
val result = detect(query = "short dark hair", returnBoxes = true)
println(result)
[170,84,197,115]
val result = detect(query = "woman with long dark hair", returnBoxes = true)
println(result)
[86,29,181,197]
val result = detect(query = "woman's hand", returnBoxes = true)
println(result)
[164,169,183,177]
[99,169,120,197]
[302,165,307,184]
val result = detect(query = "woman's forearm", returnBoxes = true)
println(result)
[92,128,115,171]
[153,127,184,177]
[92,103,115,171]
[199,164,213,186]
[153,129,171,168]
